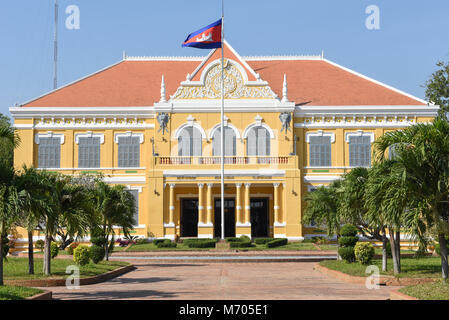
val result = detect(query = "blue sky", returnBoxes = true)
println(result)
[1,0,448,118]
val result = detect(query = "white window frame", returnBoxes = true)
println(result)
[345,130,375,167]
[35,132,65,169]
[126,186,144,228]
[115,132,144,168]
[75,132,104,168]
[306,131,335,167]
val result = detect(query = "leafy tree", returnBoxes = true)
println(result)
[0,163,21,286]
[374,118,449,280]
[425,60,449,116]
[15,166,52,275]
[303,180,343,238]
[339,167,390,271]
[90,181,136,260]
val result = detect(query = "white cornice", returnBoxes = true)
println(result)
[163,169,285,177]
[294,105,439,116]
[10,107,156,118]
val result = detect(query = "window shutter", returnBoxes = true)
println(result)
[192,127,202,156]
[178,128,191,156]
[247,128,257,156]
[225,127,236,156]
[213,128,221,157]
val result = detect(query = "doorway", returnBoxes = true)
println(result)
[250,198,269,238]
[214,198,236,238]
[181,199,198,237]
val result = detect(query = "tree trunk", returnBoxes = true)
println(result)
[0,232,4,286]
[43,235,51,275]
[438,233,448,281]
[27,230,34,275]
[389,229,400,275]
[395,231,401,269]
[381,230,388,272]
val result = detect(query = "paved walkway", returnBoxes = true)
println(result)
[42,261,397,300]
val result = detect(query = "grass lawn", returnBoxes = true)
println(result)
[321,256,443,278]
[400,280,449,300]
[3,257,129,280]
[125,241,324,252]
[0,285,43,300]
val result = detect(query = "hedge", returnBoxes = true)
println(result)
[156,241,177,248]
[254,238,273,245]
[186,240,216,248]
[266,238,288,248]
[230,240,253,248]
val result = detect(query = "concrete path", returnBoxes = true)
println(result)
[42,261,398,300]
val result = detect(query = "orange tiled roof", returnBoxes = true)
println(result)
[22,51,425,108]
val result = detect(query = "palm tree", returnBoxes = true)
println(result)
[374,118,449,280]
[339,167,391,271]
[90,181,136,260]
[16,166,55,274]
[303,180,343,238]
[0,124,20,149]
[0,163,21,286]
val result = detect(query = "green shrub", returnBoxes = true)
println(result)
[239,235,251,242]
[225,237,242,243]
[135,238,149,245]
[91,236,107,247]
[186,240,216,248]
[89,245,105,264]
[340,224,358,237]
[230,240,253,248]
[153,239,170,245]
[254,238,273,245]
[73,245,90,266]
[156,241,177,248]
[354,242,375,265]
[338,236,358,247]
[338,247,355,263]
[50,242,59,259]
[66,242,79,255]
[266,238,288,248]
[35,239,45,251]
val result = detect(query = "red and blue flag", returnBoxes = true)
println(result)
[182,19,222,49]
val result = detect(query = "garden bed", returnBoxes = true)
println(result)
[399,280,449,300]
[2,257,130,283]
[0,285,44,300]
[316,256,444,286]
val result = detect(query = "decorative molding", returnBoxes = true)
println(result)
[303,175,341,183]
[172,58,278,100]
[125,185,143,193]
[305,130,336,143]
[173,119,207,140]
[114,132,144,144]
[75,132,105,144]
[208,122,241,139]
[242,121,275,139]
[345,130,375,143]
[34,132,65,145]
[103,176,146,184]
[163,169,285,177]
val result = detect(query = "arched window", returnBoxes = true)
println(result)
[212,127,236,156]
[178,127,202,156]
[246,126,270,156]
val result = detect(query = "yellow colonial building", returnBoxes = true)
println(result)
[10,41,438,241]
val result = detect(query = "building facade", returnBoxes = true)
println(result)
[11,41,438,241]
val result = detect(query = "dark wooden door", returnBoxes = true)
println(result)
[250,198,269,238]
[181,199,198,237]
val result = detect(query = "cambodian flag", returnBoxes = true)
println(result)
[182,19,222,49]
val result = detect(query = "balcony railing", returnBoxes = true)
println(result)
[156,156,293,166]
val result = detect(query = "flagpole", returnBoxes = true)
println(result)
[220,0,225,240]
